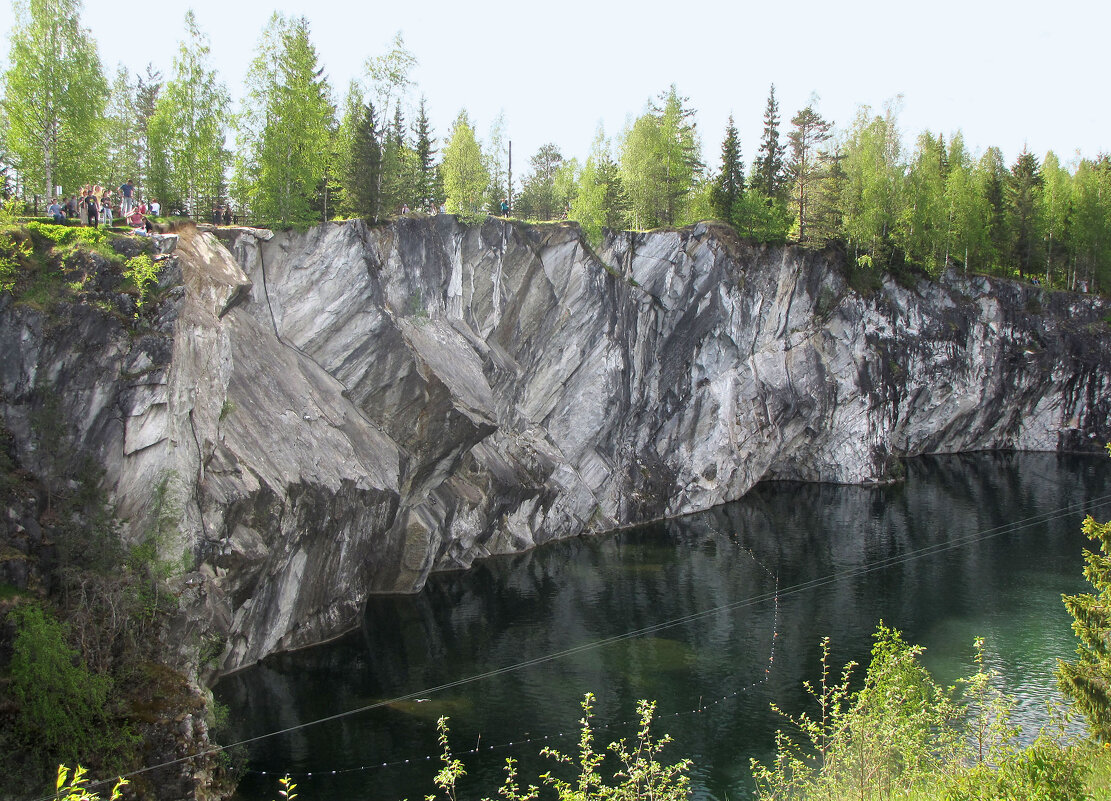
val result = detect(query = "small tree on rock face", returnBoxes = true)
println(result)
[1058,443,1111,743]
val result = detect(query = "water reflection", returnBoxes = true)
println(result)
[217,452,1110,800]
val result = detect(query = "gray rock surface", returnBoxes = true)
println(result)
[2,217,1108,673]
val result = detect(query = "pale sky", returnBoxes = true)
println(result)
[3,0,1108,175]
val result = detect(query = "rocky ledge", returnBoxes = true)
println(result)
[2,217,1108,673]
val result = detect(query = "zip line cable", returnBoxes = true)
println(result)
[37,490,1111,800]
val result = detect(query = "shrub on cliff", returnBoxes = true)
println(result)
[1058,443,1111,743]
[751,624,1089,800]
[3,602,136,781]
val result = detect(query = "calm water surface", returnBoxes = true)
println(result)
[216,452,1111,800]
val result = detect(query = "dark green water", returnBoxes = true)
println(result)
[215,452,1111,800]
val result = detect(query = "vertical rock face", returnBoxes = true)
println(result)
[2,217,1108,673]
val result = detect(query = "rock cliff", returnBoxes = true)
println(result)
[2,216,1108,673]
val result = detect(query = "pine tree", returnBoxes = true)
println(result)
[710,115,744,227]
[1058,445,1111,743]
[752,84,787,201]
[597,153,629,229]
[787,103,832,243]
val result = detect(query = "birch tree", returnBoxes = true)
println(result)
[147,11,229,215]
[2,0,107,201]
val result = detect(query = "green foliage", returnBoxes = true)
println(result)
[838,102,905,266]
[753,624,1088,801]
[788,102,833,244]
[346,99,383,220]
[752,84,788,202]
[619,85,702,230]
[53,765,128,801]
[570,127,628,244]
[515,143,568,221]
[250,16,335,228]
[0,227,33,293]
[2,0,109,200]
[422,695,690,801]
[411,97,439,209]
[539,693,691,801]
[25,219,109,250]
[147,11,230,216]
[6,603,133,775]
[128,472,185,617]
[710,115,745,228]
[122,253,158,310]
[427,716,466,801]
[1058,443,1111,743]
[1008,149,1045,279]
[442,110,490,223]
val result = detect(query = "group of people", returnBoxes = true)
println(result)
[211,204,235,226]
[46,179,160,231]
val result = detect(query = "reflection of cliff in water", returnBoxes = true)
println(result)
[215,452,1109,801]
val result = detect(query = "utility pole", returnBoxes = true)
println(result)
[507,140,513,216]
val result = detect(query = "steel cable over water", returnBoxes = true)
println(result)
[42,491,1111,800]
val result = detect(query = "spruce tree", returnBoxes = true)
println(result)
[597,152,630,229]
[752,84,787,201]
[1006,148,1044,280]
[710,115,744,227]
[976,147,1008,271]
[348,101,382,220]
[412,97,437,209]
[1058,445,1111,743]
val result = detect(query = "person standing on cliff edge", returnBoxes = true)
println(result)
[119,179,135,216]
[500,198,509,217]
